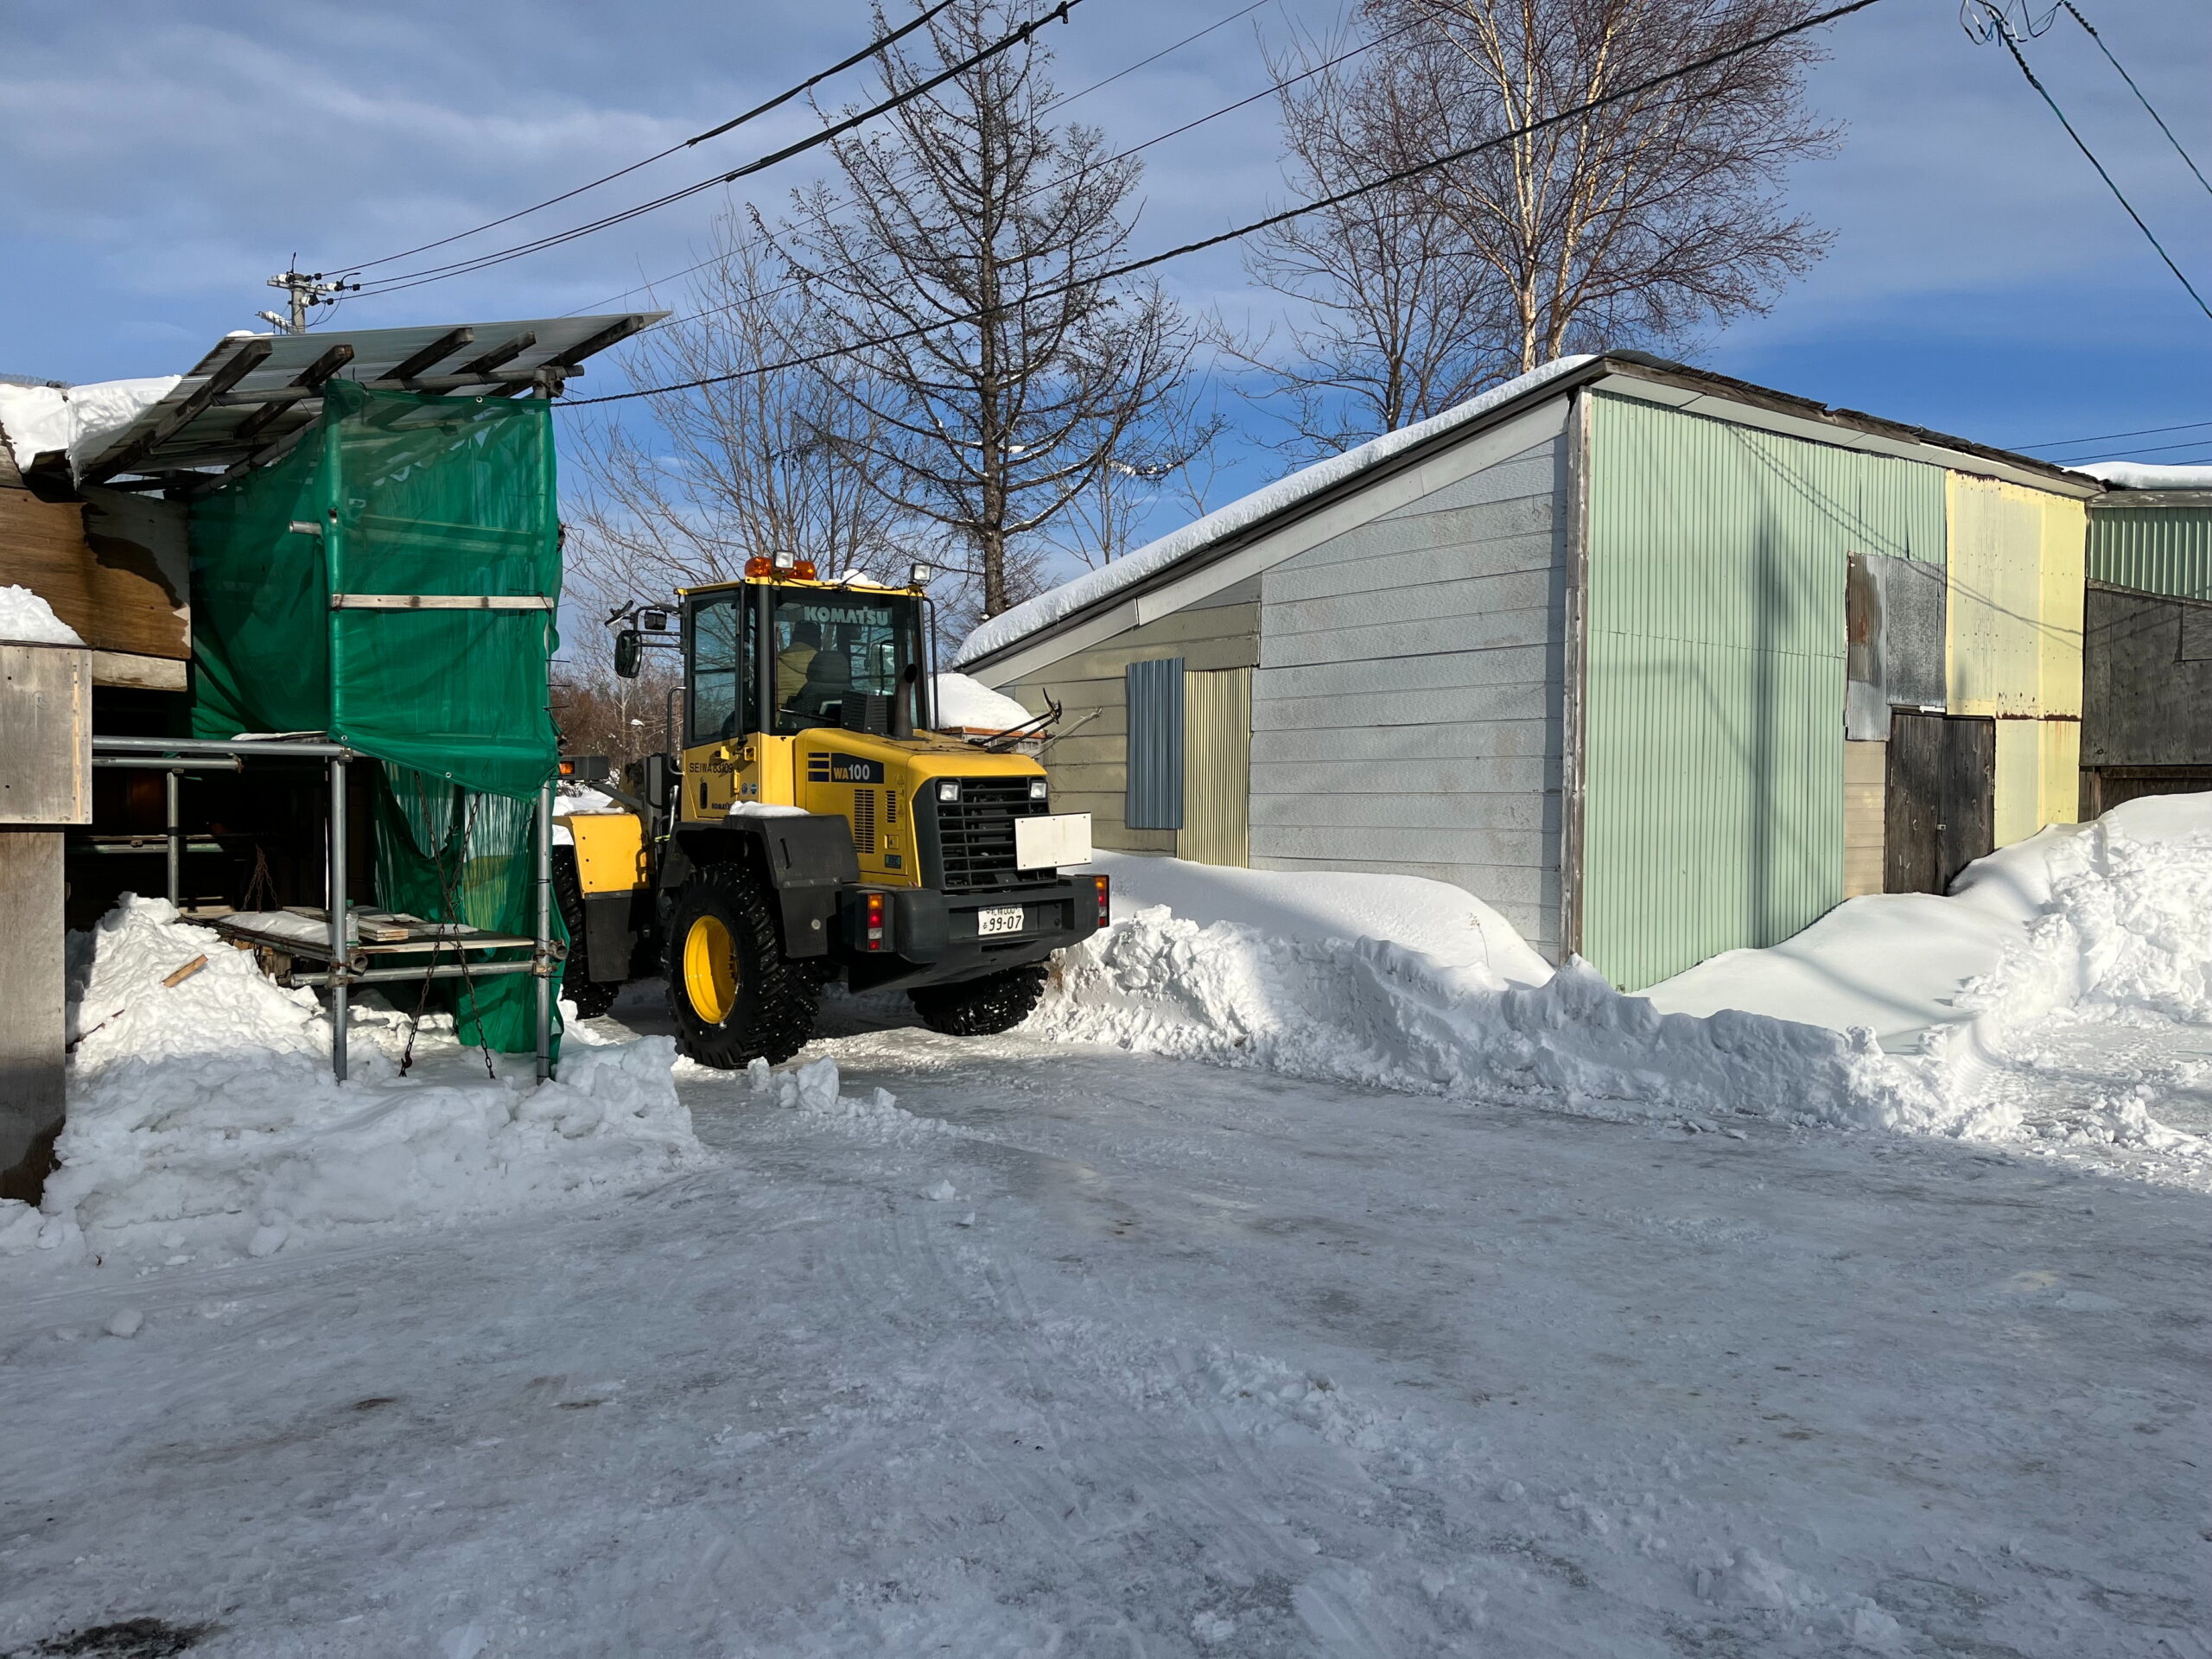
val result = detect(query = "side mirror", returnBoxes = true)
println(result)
[613,629,643,679]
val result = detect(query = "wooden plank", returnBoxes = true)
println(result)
[1256,642,1554,702]
[232,342,355,446]
[1254,682,1554,731]
[376,327,475,385]
[1843,739,1885,899]
[1263,568,1557,639]
[1265,496,1557,581]
[1253,753,1555,796]
[1251,788,1555,834]
[1262,602,1561,670]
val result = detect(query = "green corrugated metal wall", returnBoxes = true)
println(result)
[2088,504,2212,600]
[1581,394,1947,990]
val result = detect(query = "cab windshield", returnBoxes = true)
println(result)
[771,589,924,735]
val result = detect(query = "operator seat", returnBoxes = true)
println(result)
[791,649,853,722]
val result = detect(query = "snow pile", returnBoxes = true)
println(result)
[956,356,1596,665]
[1031,906,1937,1130]
[1091,851,1551,985]
[1939,800,2212,1052]
[0,375,182,474]
[3,898,703,1268]
[933,671,1033,731]
[2070,460,2212,492]
[0,583,84,645]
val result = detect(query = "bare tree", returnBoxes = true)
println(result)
[779,0,1204,618]
[1047,380,1231,569]
[1236,22,1515,457]
[1382,0,1837,372]
[1246,0,1835,450]
[569,221,911,612]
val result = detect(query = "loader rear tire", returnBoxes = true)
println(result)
[552,848,621,1020]
[908,962,1049,1037]
[664,862,819,1068]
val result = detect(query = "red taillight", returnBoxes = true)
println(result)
[1092,874,1110,928]
[865,891,886,952]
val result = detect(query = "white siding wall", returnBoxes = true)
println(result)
[1251,437,1568,959]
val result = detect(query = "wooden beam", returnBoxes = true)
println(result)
[454,331,536,377]
[84,339,273,483]
[214,365,573,406]
[232,342,355,445]
[544,315,645,367]
[373,327,474,385]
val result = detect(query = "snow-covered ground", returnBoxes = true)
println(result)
[2,810,2207,1656]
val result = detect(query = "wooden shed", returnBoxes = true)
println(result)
[956,354,2098,991]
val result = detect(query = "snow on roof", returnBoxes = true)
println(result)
[0,376,181,473]
[933,671,1033,731]
[2073,460,2212,492]
[954,355,1597,667]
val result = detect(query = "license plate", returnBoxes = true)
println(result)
[976,906,1025,937]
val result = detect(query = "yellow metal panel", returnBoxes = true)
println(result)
[2038,496,2086,720]
[1842,740,1885,899]
[565,813,648,894]
[2040,719,2081,829]
[1946,474,2045,716]
[1178,667,1251,868]
[1992,720,2043,848]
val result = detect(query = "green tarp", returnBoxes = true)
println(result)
[188,381,566,1053]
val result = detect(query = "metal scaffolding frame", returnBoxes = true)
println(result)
[90,735,557,1084]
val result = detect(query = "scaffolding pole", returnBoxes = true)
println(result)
[327,754,349,1084]
[535,778,554,1083]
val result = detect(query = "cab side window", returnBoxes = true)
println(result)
[687,596,753,744]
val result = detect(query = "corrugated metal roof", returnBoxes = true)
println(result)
[69,313,662,486]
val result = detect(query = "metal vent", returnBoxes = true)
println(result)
[852,787,877,855]
[932,778,1051,893]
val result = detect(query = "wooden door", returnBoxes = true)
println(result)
[1885,712,1994,894]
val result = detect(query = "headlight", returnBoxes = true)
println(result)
[1027,778,1049,801]
[937,780,961,803]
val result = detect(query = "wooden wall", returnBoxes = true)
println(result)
[0,478,189,675]
[1843,739,1885,897]
[1249,433,1568,961]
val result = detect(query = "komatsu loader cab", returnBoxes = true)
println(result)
[557,562,1105,1068]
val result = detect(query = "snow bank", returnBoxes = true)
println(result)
[1031,906,1936,1130]
[1090,852,1552,985]
[933,671,1033,731]
[1647,794,2212,1047]
[3,898,703,1268]
[2071,461,2212,492]
[0,375,182,474]
[0,583,84,645]
[955,356,1597,666]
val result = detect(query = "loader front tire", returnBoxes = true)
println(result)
[664,863,818,1068]
[908,962,1049,1037]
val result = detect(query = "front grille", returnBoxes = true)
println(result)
[931,778,1051,893]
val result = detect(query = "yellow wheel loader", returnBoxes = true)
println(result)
[552,556,1106,1067]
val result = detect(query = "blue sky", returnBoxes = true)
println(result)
[3,0,2207,563]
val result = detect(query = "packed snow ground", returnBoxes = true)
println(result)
[1,810,2207,1655]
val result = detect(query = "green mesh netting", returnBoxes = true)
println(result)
[188,380,566,1054]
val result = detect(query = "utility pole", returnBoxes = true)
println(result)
[257,264,353,334]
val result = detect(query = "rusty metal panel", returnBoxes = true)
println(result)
[2088,502,2212,600]
[1580,394,1945,990]
[1846,551,1947,739]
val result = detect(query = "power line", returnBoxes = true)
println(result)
[635,3,1447,343]
[334,0,964,276]
[347,0,1084,298]
[2010,416,2212,449]
[564,0,1386,334]
[2050,433,2212,463]
[566,0,1888,409]
[2059,2,2212,205]
[1047,0,1274,111]
[1965,1,2212,324]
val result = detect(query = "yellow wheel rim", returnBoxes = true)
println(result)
[683,914,740,1026]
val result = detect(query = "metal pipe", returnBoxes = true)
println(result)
[283,961,541,988]
[94,735,355,759]
[165,769,181,906]
[91,756,243,772]
[328,755,348,1084]
[535,778,554,1083]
